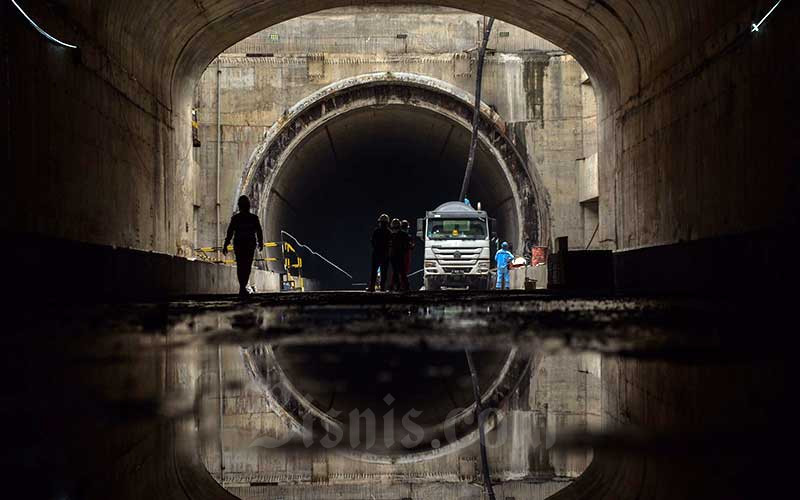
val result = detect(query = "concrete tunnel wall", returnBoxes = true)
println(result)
[2,0,798,499]
[236,73,546,286]
[3,0,795,293]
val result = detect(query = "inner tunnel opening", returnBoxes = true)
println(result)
[264,103,519,289]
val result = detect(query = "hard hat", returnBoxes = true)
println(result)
[501,241,509,249]
[400,219,409,229]
[378,213,390,223]
[390,218,401,229]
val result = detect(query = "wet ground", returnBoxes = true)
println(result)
[0,290,791,499]
[12,289,777,356]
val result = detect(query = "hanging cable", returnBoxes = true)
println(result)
[458,17,495,202]
[585,222,599,249]
[280,230,354,279]
[458,17,498,499]
[10,0,78,49]
[465,348,497,500]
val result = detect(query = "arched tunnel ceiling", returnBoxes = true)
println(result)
[273,105,514,215]
[166,0,636,105]
[168,0,625,99]
[84,0,759,112]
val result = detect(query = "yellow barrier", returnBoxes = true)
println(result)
[193,241,304,291]
[280,242,304,291]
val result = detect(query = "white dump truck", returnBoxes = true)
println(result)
[417,201,496,290]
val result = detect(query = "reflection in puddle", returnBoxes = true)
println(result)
[190,301,601,499]
[4,293,782,499]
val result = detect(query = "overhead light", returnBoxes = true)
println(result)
[752,0,783,33]
[11,0,78,49]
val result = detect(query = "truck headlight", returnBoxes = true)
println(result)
[424,260,437,268]
[478,262,490,272]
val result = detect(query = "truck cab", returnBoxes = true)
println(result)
[418,201,494,290]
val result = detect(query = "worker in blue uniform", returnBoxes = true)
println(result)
[495,241,514,290]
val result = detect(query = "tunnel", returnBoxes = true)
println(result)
[237,73,545,287]
[3,1,798,500]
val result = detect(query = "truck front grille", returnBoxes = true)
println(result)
[433,247,482,265]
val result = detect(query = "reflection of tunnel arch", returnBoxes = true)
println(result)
[243,341,538,463]
[237,73,550,283]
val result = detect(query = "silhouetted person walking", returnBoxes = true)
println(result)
[368,214,392,292]
[223,195,263,296]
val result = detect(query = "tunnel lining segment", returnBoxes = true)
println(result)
[236,72,550,252]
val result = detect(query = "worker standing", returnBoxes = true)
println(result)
[390,218,410,292]
[368,214,392,292]
[222,195,264,296]
[495,241,514,290]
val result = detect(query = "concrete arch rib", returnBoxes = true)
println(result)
[236,72,550,259]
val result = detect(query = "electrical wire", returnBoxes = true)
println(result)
[280,230,354,279]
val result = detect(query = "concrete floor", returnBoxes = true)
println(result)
[1,290,791,499]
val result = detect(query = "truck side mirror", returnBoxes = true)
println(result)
[416,218,425,238]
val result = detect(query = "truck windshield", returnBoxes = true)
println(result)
[427,218,487,240]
